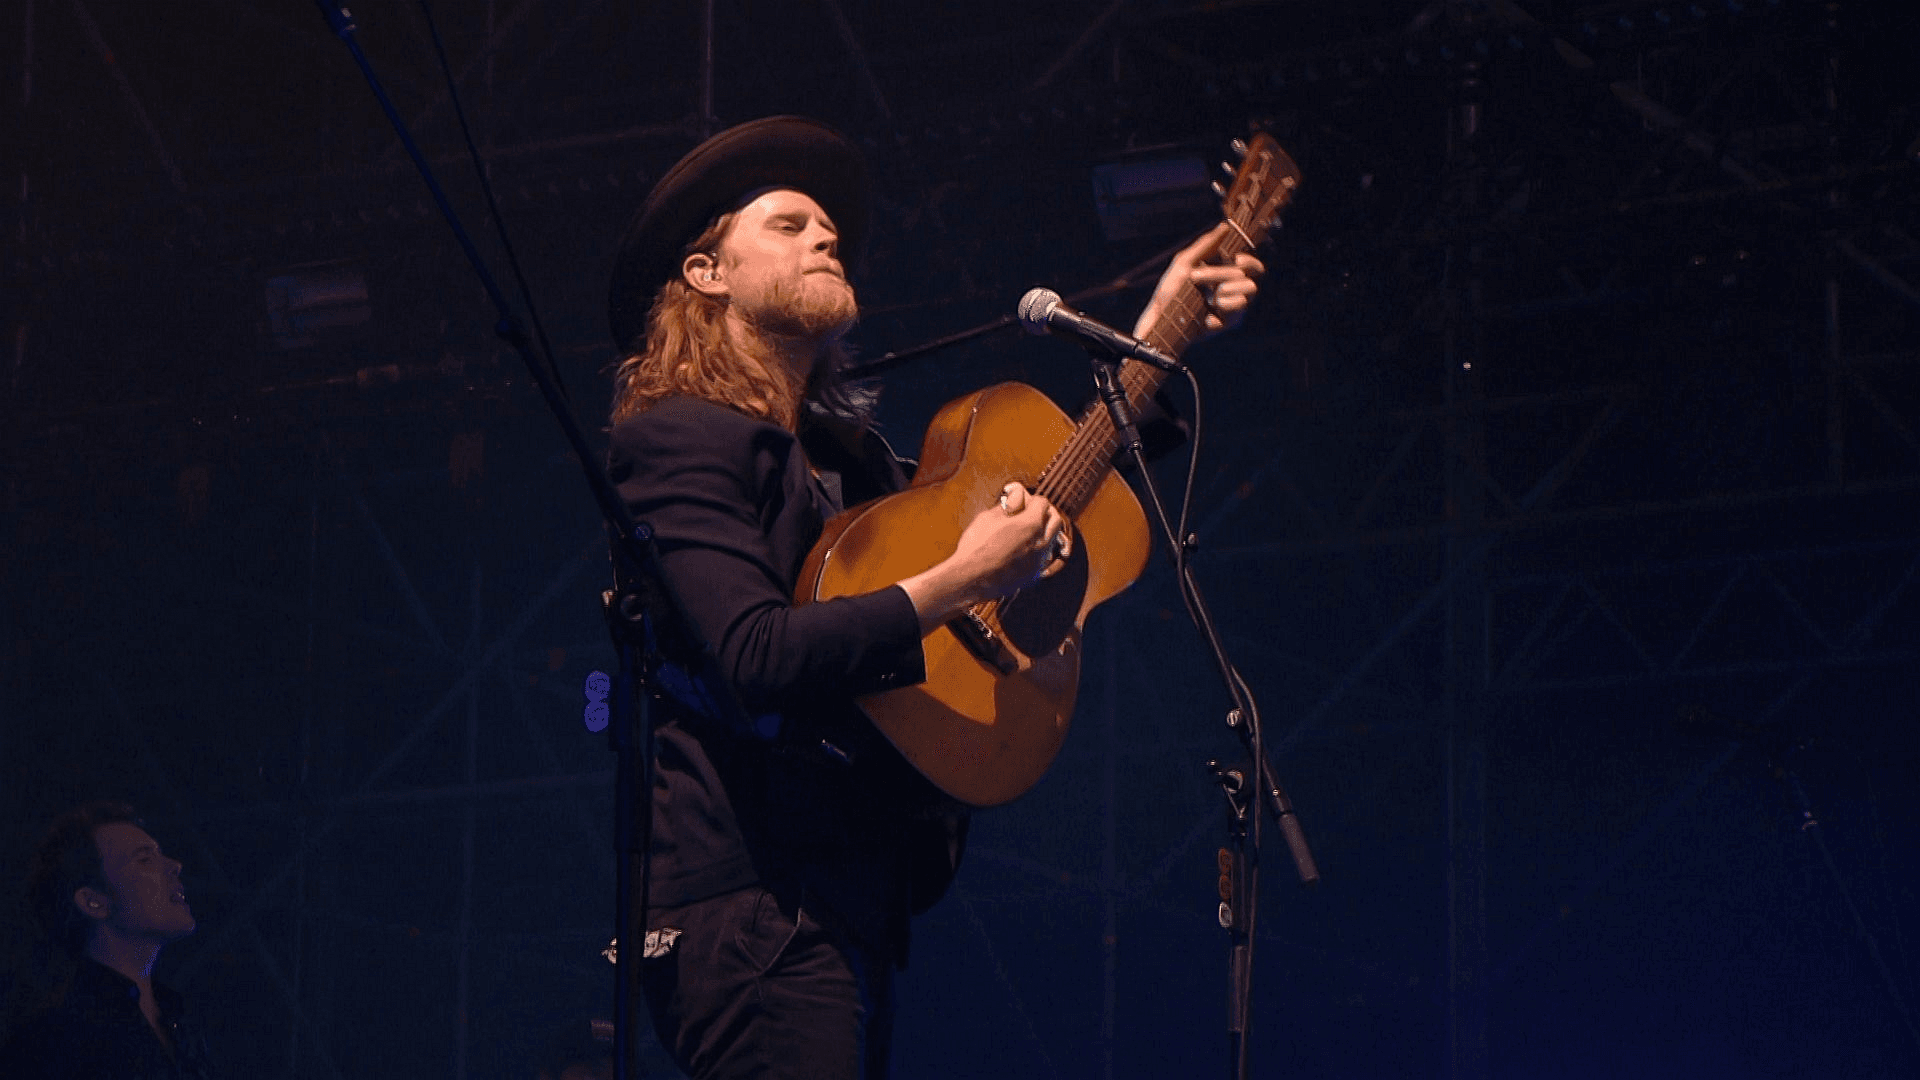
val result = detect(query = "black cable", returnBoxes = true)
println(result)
[1173,364,1204,609]
[1109,362,1261,1080]
[418,0,571,404]
[1165,361,1260,1080]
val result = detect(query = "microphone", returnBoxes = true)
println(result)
[1017,288,1183,372]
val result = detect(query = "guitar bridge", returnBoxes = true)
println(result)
[949,609,1020,675]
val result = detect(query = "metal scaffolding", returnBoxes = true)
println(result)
[3,1,1916,1077]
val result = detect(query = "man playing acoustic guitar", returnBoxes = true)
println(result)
[604,115,1261,1079]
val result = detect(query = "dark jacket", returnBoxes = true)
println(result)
[608,395,967,964]
[0,958,216,1080]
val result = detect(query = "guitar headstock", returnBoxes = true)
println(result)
[1212,133,1302,254]
[1131,131,1302,362]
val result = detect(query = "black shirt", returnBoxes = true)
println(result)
[609,396,967,963]
[0,958,217,1080]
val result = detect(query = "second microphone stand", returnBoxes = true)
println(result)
[312,7,688,1078]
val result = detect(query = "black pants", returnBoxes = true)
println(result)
[640,884,895,1080]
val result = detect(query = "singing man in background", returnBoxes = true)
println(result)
[1,801,216,1079]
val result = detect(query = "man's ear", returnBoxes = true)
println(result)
[682,252,728,300]
[73,886,112,923]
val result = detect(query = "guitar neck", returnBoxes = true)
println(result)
[1031,132,1298,519]
[1033,226,1258,520]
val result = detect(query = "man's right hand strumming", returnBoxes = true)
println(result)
[900,481,1071,636]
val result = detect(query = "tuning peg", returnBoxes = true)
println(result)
[1230,138,1249,158]
[1219,161,1236,180]
[1211,181,1227,199]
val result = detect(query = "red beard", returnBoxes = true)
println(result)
[745,270,858,343]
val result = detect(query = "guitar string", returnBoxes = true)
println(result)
[955,148,1296,647]
[969,243,1239,635]
[1042,263,1223,510]
[970,225,1258,635]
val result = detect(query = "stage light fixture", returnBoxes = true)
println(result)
[265,262,371,350]
[1091,156,1215,242]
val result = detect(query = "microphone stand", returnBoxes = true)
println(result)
[1086,348,1319,1080]
[313,7,675,1078]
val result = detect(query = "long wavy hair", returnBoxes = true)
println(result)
[608,212,871,431]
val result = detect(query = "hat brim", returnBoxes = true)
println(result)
[608,116,869,352]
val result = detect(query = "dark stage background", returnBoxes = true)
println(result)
[3,1,1918,1077]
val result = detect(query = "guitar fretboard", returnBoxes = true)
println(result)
[1032,224,1257,520]
[969,134,1296,634]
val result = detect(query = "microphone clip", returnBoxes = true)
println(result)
[1088,349,1145,455]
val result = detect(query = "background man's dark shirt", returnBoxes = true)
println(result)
[0,958,216,1079]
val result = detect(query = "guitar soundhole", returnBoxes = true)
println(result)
[951,610,1019,675]
[998,526,1089,659]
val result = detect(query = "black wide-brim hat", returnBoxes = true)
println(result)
[607,115,869,352]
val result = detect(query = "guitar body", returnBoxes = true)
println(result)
[796,382,1151,807]
[797,132,1299,806]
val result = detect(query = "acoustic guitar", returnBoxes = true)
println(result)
[796,134,1302,807]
